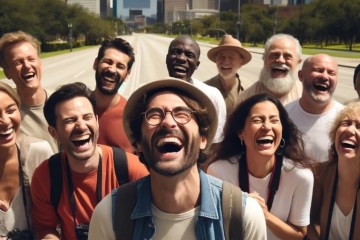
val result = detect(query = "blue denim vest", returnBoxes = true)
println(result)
[126,170,244,240]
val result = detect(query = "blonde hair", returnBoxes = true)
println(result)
[0,82,20,107]
[0,31,41,68]
[329,102,360,143]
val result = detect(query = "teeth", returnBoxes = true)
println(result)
[104,76,116,83]
[0,128,13,135]
[258,136,273,141]
[341,140,356,149]
[157,137,181,147]
[174,66,187,72]
[72,135,90,141]
[23,73,35,80]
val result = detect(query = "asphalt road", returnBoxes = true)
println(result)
[1,33,358,103]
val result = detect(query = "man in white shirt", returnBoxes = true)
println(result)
[166,35,226,145]
[285,54,343,162]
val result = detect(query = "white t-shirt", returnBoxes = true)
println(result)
[207,156,314,240]
[329,203,353,240]
[152,204,199,240]
[192,78,226,143]
[88,183,267,240]
[285,100,343,162]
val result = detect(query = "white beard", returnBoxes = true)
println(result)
[259,67,297,96]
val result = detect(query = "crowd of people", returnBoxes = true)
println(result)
[0,30,358,240]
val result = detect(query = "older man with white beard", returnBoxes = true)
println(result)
[237,33,303,105]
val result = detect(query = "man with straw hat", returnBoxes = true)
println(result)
[206,35,252,117]
[88,78,267,240]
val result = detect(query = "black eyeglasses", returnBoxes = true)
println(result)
[142,106,196,126]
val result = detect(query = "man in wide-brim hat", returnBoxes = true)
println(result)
[205,35,252,118]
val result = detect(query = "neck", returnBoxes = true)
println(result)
[150,165,200,214]
[299,96,334,114]
[94,89,120,110]
[246,153,275,178]
[338,157,360,188]
[0,145,18,165]
[66,146,101,173]
[18,87,46,106]
[219,74,236,92]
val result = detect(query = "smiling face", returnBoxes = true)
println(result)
[299,54,338,105]
[49,97,99,161]
[138,91,206,176]
[166,37,200,82]
[238,101,283,160]
[3,41,43,91]
[260,38,300,96]
[334,116,360,161]
[0,91,21,149]
[215,50,243,80]
[94,48,130,95]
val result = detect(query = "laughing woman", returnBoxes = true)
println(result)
[0,82,53,239]
[309,102,360,240]
[207,93,313,240]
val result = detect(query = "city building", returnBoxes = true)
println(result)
[67,0,100,15]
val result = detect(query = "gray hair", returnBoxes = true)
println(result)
[262,33,302,61]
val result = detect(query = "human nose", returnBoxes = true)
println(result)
[75,119,87,130]
[275,54,285,63]
[262,120,271,130]
[0,114,11,125]
[159,111,176,127]
[22,60,32,69]
[346,123,357,135]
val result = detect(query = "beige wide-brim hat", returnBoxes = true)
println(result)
[207,35,252,65]
[123,77,218,151]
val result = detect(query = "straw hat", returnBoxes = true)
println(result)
[123,77,218,151]
[207,35,252,65]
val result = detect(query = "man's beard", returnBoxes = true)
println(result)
[259,66,297,96]
[95,70,123,96]
[140,129,201,177]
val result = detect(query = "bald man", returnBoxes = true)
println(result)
[285,54,344,162]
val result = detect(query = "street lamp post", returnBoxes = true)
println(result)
[217,0,221,39]
[236,0,241,40]
[68,23,73,52]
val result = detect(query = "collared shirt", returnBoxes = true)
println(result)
[205,74,243,118]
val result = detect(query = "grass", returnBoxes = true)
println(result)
[1,36,359,79]
[163,34,360,58]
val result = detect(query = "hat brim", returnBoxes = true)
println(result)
[207,46,252,65]
[123,77,218,151]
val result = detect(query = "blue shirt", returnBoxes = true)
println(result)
[128,170,246,240]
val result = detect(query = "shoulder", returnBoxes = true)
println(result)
[284,100,299,113]
[332,100,344,111]
[208,159,238,176]
[204,75,220,87]
[193,79,223,98]
[243,195,267,239]
[283,158,314,183]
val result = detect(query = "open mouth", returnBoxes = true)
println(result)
[256,136,274,145]
[23,73,35,81]
[72,135,91,147]
[173,65,188,73]
[314,83,329,92]
[156,137,183,153]
[271,65,289,77]
[341,140,357,149]
[102,71,118,83]
[0,128,14,138]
